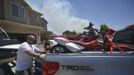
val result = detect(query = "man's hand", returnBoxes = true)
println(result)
[38,54,46,60]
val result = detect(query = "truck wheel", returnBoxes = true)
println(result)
[0,68,4,75]
[0,64,15,75]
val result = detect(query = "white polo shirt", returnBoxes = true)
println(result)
[16,42,39,71]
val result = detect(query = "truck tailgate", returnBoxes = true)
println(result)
[36,52,134,75]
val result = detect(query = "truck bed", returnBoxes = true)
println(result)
[35,52,134,75]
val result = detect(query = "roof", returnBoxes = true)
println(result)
[41,17,48,23]
[24,0,42,15]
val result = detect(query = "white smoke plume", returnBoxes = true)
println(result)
[42,0,89,34]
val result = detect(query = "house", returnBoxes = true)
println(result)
[0,0,48,43]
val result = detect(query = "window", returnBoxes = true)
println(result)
[34,14,39,21]
[12,4,24,19]
[43,24,47,29]
[113,29,134,44]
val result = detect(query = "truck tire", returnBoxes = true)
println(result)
[0,68,4,75]
[0,64,15,75]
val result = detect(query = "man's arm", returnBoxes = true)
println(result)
[25,50,40,57]
[36,50,46,54]
[34,45,46,54]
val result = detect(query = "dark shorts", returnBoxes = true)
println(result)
[15,68,32,75]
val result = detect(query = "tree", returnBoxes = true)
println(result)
[63,30,78,36]
[100,24,108,31]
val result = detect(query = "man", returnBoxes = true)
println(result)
[100,24,108,43]
[15,35,45,75]
[84,22,96,37]
[100,24,109,53]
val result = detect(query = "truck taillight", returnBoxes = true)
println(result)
[42,61,59,75]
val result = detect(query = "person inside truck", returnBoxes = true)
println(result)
[15,35,45,75]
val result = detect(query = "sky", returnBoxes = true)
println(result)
[26,0,134,34]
